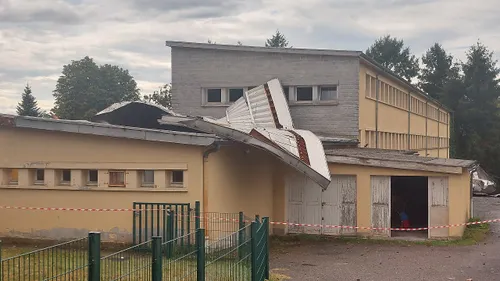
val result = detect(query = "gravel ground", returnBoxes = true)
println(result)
[270,197,500,281]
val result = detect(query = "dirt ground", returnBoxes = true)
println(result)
[270,197,500,281]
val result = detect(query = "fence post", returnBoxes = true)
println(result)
[152,236,162,281]
[263,217,270,280]
[238,211,244,261]
[196,228,205,281]
[195,201,201,231]
[250,221,258,281]
[166,210,174,258]
[88,232,101,281]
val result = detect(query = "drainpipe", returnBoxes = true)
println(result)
[375,75,380,148]
[202,142,221,216]
[437,107,441,158]
[425,101,428,156]
[469,165,479,218]
[407,92,411,150]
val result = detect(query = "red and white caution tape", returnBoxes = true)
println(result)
[0,205,497,231]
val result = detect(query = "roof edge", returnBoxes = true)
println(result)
[0,114,218,146]
[165,40,362,57]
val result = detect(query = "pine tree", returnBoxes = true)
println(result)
[16,84,41,117]
[265,30,290,48]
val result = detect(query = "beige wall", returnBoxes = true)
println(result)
[329,163,471,238]
[358,63,450,158]
[0,127,205,242]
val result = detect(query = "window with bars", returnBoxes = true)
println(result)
[109,171,125,187]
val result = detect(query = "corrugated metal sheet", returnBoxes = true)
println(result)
[172,78,331,187]
[371,176,391,237]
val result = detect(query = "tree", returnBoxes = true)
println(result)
[265,30,289,48]
[52,56,140,120]
[16,84,41,117]
[365,35,420,81]
[207,39,216,44]
[237,41,242,46]
[452,42,500,179]
[143,83,172,109]
[419,43,460,101]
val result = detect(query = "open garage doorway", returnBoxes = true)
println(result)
[391,176,428,239]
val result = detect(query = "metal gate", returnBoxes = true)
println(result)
[132,202,192,245]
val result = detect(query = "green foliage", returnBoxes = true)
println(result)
[143,83,172,109]
[265,30,290,48]
[419,43,460,101]
[52,56,140,120]
[365,35,420,81]
[16,84,41,117]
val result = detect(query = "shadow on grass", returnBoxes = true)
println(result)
[271,217,491,250]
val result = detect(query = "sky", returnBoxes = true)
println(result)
[1,0,500,114]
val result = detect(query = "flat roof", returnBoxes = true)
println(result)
[0,114,218,146]
[165,40,451,112]
[326,148,476,174]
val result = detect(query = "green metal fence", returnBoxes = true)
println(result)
[0,236,88,281]
[132,202,191,246]
[0,212,269,281]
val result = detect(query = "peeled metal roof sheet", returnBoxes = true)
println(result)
[162,78,331,188]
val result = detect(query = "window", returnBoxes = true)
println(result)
[8,169,18,184]
[141,170,154,187]
[35,169,44,184]
[228,88,244,102]
[296,87,313,101]
[88,170,98,185]
[206,89,222,103]
[282,86,289,101]
[109,171,125,187]
[61,170,71,184]
[171,171,184,186]
[319,86,337,101]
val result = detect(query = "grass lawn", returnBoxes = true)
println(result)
[1,244,253,280]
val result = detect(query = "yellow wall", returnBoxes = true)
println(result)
[329,163,471,238]
[358,63,450,157]
[0,127,205,242]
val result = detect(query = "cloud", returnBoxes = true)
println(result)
[1,0,500,114]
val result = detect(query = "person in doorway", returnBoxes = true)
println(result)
[399,211,410,228]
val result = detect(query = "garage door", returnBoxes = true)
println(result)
[428,177,449,238]
[286,173,357,235]
[371,176,391,237]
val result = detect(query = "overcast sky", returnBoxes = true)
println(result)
[1,0,499,114]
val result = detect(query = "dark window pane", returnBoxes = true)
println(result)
[320,86,337,100]
[88,170,98,183]
[36,169,44,181]
[171,170,184,184]
[296,87,313,101]
[207,89,222,102]
[282,86,289,101]
[229,88,244,102]
[62,170,71,182]
[142,170,154,185]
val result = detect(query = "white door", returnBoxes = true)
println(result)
[428,177,449,238]
[339,176,357,235]
[286,173,322,234]
[371,176,391,237]
[322,179,340,235]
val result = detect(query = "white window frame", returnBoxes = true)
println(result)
[141,170,155,187]
[87,170,98,186]
[205,88,223,104]
[34,169,44,185]
[60,169,71,185]
[170,170,184,187]
[319,85,338,101]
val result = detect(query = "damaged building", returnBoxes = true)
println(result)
[0,42,487,241]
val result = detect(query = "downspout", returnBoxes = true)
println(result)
[437,107,441,157]
[425,101,428,156]
[469,165,478,218]
[375,75,380,148]
[407,92,411,150]
[202,141,221,216]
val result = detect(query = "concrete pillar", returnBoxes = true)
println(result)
[98,170,108,187]
[18,169,31,187]
[45,169,56,187]
[125,171,139,188]
[154,170,167,188]
[71,170,85,188]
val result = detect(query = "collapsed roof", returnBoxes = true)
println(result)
[160,79,331,187]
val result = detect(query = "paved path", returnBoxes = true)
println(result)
[270,197,500,281]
